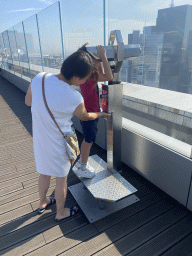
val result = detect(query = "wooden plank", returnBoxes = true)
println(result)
[43,214,88,243]
[0,234,45,256]
[0,167,36,183]
[94,190,166,232]
[2,134,31,145]
[26,224,98,256]
[0,196,75,241]
[1,178,56,206]
[2,137,33,149]
[0,185,55,215]
[0,204,33,226]
[0,156,35,171]
[161,233,192,256]
[126,215,192,256]
[5,138,33,151]
[0,172,39,189]
[60,201,181,256]
[14,158,36,171]
[0,165,16,174]
[95,209,191,256]
[9,149,35,160]
[0,151,11,163]
[1,124,27,136]
[0,183,23,197]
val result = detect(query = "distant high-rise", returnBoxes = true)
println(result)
[153,5,192,92]
[127,4,192,93]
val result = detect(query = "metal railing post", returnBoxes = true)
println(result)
[58,1,64,60]
[36,14,44,72]
[22,21,31,80]
[6,30,15,74]
[13,26,21,77]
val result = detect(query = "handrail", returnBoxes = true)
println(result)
[123,117,192,159]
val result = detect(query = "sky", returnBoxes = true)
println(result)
[0,0,191,33]
[0,0,191,50]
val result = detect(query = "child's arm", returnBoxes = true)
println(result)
[93,45,113,82]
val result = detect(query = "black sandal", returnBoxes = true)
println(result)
[55,205,79,222]
[37,196,56,214]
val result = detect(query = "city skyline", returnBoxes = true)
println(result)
[0,0,191,34]
[0,1,192,94]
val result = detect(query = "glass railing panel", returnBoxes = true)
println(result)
[23,15,43,79]
[107,1,192,145]
[37,2,63,74]
[108,1,192,95]
[0,33,4,69]
[8,27,21,77]
[60,0,104,57]
[14,23,31,81]
[2,30,14,73]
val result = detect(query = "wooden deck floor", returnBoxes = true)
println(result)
[1,76,192,256]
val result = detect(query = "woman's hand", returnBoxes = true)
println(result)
[74,102,111,121]
[99,112,111,119]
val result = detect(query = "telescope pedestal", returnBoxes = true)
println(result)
[69,155,139,223]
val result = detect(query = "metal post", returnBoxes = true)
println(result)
[13,27,21,77]
[58,1,64,60]
[107,83,123,173]
[98,200,105,210]
[1,32,7,69]
[6,30,15,74]
[22,21,31,80]
[103,0,106,46]
[36,14,44,72]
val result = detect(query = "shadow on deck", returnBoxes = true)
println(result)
[0,76,192,256]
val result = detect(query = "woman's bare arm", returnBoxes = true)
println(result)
[73,102,110,121]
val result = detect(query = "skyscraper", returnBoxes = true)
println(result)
[128,4,192,93]
[153,4,192,93]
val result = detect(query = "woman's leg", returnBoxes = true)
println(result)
[55,175,70,219]
[38,174,51,209]
[81,139,93,164]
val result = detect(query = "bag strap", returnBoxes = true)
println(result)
[42,73,65,137]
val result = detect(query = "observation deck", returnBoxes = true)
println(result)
[1,74,192,255]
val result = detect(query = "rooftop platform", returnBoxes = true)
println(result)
[1,76,192,255]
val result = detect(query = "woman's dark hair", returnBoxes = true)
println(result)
[60,50,94,80]
[78,43,99,87]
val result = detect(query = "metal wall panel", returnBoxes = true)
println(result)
[122,128,192,206]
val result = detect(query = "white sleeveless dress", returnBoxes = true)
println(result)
[31,72,83,177]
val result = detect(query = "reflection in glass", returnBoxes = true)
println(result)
[37,2,63,74]
[8,27,21,77]
[60,0,103,57]
[2,30,14,73]
[108,1,192,94]
[23,15,43,79]
[14,23,31,81]
[0,33,5,69]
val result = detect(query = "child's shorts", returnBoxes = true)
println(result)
[80,118,99,143]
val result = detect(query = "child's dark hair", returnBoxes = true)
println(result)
[78,43,99,87]
[60,50,94,80]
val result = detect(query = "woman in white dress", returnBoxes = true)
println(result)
[25,51,110,221]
